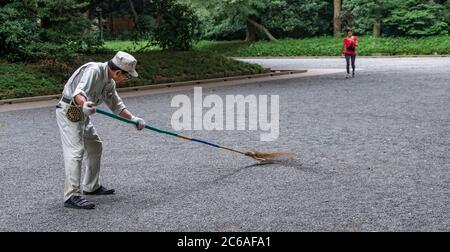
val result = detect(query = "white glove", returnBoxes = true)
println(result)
[82,101,96,116]
[131,116,145,130]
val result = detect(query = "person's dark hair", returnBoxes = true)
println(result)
[108,60,128,74]
[347,28,353,33]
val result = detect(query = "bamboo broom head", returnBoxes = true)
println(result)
[244,150,295,161]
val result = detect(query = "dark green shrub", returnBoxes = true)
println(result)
[0,0,102,62]
[384,0,448,37]
[133,0,200,50]
[0,2,40,62]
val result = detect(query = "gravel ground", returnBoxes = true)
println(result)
[0,57,448,231]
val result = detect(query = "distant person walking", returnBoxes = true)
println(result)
[342,28,358,78]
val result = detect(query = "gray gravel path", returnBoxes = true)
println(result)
[0,57,448,231]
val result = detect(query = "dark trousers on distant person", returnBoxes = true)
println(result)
[345,53,356,75]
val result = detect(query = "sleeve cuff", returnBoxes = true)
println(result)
[72,89,87,100]
[113,105,127,115]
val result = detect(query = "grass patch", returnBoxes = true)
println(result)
[0,51,268,99]
[105,36,450,56]
[104,40,161,52]
[194,36,450,56]
[0,61,60,99]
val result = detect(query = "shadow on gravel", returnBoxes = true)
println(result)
[211,158,317,184]
[246,158,318,172]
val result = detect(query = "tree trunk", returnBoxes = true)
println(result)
[109,1,113,36]
[372,0,382,37]
[245,18,257,42]
[83,9,90,18]
[128,0,139,23]
[333,0,342,37]
[246,17,278,42]
[373,20,381,37]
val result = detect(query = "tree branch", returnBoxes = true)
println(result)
[246,17,278,42]
[128,0,139,23]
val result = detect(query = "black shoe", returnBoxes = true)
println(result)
[83,185,115,195]
[352,72,355,78]
[64,195,95,210]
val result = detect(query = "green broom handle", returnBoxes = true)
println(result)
[95,108,178,137]
[95,107,253,157]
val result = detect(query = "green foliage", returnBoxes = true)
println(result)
[122,51,266,85]
[192,0,450,39]
[194,36,450,56]
[357,36,450,55]
[187,0,267,40]
[0,60,59,99]
[0,2,40,62]
[443,1,450,34]
[104,41,161,52]
[131,0,200,50]
[197,8,246,40]
[37,0,102,52]
[132,15,156,41]
[195,37,342,56]
[0,0,102,62]
[151,0,200,50]
[384,0,448,37]
[342,0,387,35]
[0,51,267,99]
[261,0,330,38]
[188,0,332,40]
[343,0,449,37]
[5,0,450,61]
[191,0,268,21]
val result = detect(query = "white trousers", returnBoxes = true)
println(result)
[56,106,102,201]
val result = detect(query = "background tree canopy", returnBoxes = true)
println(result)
[2,0,450,62]
[189,0,331,41]
[190,0,450,39]
[343,0,449,37]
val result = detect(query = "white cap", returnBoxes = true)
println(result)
[111,51,138,77]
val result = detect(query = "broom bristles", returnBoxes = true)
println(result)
[245,150,295,161]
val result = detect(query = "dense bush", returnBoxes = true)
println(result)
[150,0,200,50]
[262,0,331,39]
[130,0,200,50]
[0,2,41,62]
[0,0,102,62]
[384,0,448,37]
[343,0,449,37]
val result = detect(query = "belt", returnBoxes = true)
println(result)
[56,96,72,108]
[61,96,72,104]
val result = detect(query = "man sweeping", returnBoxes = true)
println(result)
[55,51,145,210]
